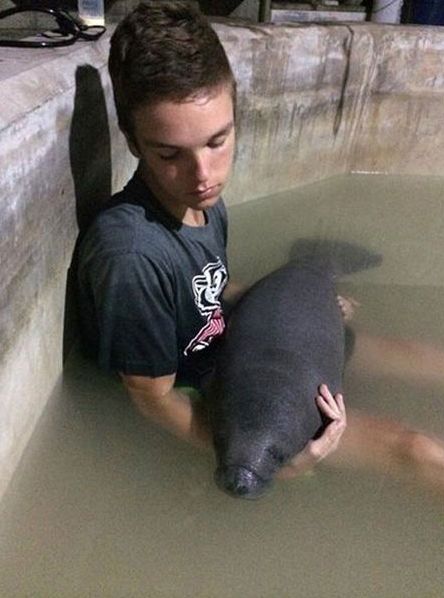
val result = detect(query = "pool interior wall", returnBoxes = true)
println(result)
[1,19,444,501]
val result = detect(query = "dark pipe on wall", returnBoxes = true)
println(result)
[259,0,271,22]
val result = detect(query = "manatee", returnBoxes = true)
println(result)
[209,240,382,499]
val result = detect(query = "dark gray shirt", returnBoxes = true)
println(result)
[77,172,229,387]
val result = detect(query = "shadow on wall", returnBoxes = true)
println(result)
[64,64,112,361]
[69,64,111,231]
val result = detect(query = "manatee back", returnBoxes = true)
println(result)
[223,262,345,394]
[211,240,381,498]
[212,262,344,475]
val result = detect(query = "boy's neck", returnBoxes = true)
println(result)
[138,165,206,227]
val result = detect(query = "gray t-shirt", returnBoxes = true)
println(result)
[77,172,229,387]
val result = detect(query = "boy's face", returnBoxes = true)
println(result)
[129,84,235,222]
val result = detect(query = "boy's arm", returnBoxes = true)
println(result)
[121,373,211,449]
[122,373,346,478]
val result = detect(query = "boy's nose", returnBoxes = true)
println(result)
[190,151,210,183]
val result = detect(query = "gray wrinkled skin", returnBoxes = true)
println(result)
[210,240,382,499]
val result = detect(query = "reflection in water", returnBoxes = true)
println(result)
[1,174,444,597]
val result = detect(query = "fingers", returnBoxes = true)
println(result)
[336,294,360,310]
[316,384,346,424]
[336,294,360,322]
[309,385,347,461]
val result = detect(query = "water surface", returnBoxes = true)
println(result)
[1,174,443,597]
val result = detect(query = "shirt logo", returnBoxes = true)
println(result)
[184,258,228,355]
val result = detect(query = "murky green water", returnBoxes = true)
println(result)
[1,174,444,597]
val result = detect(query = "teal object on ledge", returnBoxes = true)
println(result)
[410,0,444,25]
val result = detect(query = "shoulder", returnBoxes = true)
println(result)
[77,205,176,298]
[78,227,175,300]
[79,200,171,265]
[80,173,175,259]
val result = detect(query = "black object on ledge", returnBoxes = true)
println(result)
[0,5,105,48]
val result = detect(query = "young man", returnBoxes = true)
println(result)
[78,1,444,491]
[77,1,345,476]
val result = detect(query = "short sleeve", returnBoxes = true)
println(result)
[88,251,178,376]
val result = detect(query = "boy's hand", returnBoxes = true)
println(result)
[337,294,360,322]
[311,384,346,459]
[275,384,346,480]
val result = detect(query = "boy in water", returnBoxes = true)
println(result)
[77,1,345,475]
[78,1,444,490]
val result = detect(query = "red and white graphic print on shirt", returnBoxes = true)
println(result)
[184,257,228,355]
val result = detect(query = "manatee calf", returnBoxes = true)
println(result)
[209,240,382,499]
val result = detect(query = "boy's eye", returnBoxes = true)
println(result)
[208,137,226,149]
[158,151,179,161]
[156,135,227,160]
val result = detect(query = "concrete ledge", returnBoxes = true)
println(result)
[2,20,444,500]
[271,8,367,23]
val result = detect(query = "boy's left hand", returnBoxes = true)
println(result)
[275,384,346,480]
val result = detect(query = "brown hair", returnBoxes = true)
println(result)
[109,1,236,141]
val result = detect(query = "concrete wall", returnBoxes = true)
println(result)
[222,21,444,202]
[0,33,136,500]
[1,21,444,500]
[350,27,444,174]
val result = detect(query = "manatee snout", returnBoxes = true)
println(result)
[214,464,271,499]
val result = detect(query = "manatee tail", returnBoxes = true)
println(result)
[289,238,382,277]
